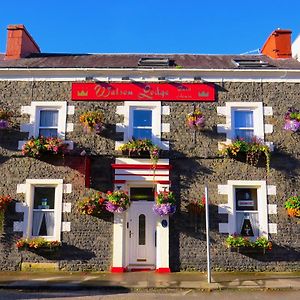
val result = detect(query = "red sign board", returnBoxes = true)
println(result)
[71,82,215,101]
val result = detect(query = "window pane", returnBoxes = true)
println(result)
[130,187,154,201]
[234,111,253,128]
[235,129,254,141]
[34,187,55,209]
[32,211,55,236]
[133,110,152,127]
[237,212,259,237]
[39,128,58,137]
[133,128,152,140]
[139,214,146,245]
[235,188,257,211]
[40,110,58,127]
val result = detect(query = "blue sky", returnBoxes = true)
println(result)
[1,0,300,55]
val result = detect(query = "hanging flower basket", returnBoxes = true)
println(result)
[284,196,300,218]
[153,190,176,216]
[0,109,13,129]
[187,195,205,215]
[105,190,130,213]
[16,237,61,252]
[187,109,205,129]
[0,195,12,234]
[22,136,68,158]
[79,111,104,134]
[284,108,300,132]
[225,235,272,254]
[219,137,271,173]
[77,192,106,216]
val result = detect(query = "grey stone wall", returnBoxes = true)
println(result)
[0,80,300,271]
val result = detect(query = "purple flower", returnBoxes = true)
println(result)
[153,203,176,216]
[105,201,126,213]
[284,119,300,132]
[0,119,9,129]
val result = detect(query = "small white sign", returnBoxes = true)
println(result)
[238,200,254,207]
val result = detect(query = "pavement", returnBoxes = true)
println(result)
[1,271,300,291]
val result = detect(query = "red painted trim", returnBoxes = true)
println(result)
[85,157,91,188]
[111,267,126,273]
[116,173,168,177]
[156,181,170,184]
[113,180,126,184]
[112,164,172,170]
[156,268,171,273]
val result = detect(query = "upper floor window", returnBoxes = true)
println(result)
[132,109,153,139]
[233,110,254,141]
[39,110,59,137]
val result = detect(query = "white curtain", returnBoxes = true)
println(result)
[44,212,55,236]
[32,211,44,236]
[234,111,254,140]
[40,110,58,127]
[32,211,55,236]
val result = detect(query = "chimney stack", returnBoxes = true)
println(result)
[261,29,292,59]
[5,24,40,60]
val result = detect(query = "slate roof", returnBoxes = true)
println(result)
[1,53,300,69]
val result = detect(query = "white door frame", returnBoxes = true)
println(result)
[111,181,171,272]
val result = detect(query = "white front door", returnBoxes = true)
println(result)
[127,201,156,268]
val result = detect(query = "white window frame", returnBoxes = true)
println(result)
[227,180,268,238]
[37,109,59,137]
[24,179,63,241]
[117,101,164,148]
[129,107,154,140]
[232,109,255,140]
[228,102,264,142]
[31,102,67,139]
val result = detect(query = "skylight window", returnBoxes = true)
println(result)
[138,57,172,67]
[232,59,274,68]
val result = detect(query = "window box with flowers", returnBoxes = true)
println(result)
[119,139,160,165]
[22,136,68,158]
[79,111,104,134]
[187,109,205,129]
[16,237,61,253]
[0,109,13,129]
[0,195,12,234]
[105,190,130,213]
[77,191,106,217]
[284,196,300,218]
[153,190,176,216]
[219,137,271,173]
[225,235,272,254]
[284,108,300,132]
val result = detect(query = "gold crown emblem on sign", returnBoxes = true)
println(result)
[77,90,88,97]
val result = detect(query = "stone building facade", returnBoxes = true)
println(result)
[0,25,300,272]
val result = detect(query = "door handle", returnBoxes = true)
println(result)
[129,230,133,238]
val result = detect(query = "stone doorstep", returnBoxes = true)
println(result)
[21,262,59,272]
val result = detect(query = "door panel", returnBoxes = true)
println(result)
[128,202,156,266]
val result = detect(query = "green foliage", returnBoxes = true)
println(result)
[156,190,176,205]
[284,196,300,217]
[225,235,272,250]
[119,139,160,165]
